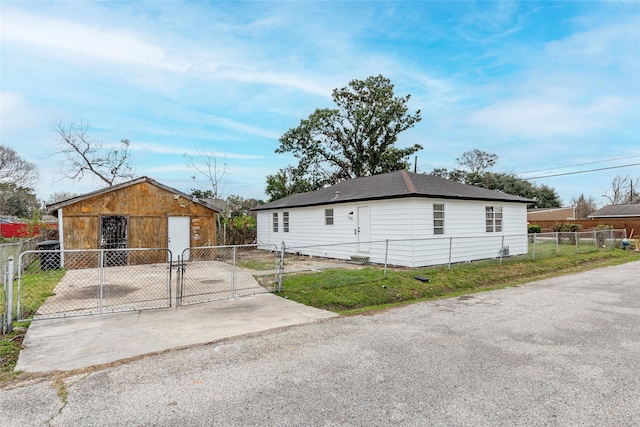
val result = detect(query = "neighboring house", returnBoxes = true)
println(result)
[47,177,219,265]
[587,204,640,219]
[588,204,640,238]
[254,170,533,268]
[203,198,230,213]
[527,207,575,222]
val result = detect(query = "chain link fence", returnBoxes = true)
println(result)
[2,237,44,333]
[16,248,172,321]
[280,240,389,290]
[277,230,629,292]
[529,229,627,259]
[178,244,279,306]
[2,229,629,329]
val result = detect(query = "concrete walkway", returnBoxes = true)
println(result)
[16,293,338,373]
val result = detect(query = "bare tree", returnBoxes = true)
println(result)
[602,175,639,205]
[53,120,135,186]
[571,193,598,219]
[47,191,80,205]
[0,145,38,187]
[185,148,228,200]
[456,149,498,176]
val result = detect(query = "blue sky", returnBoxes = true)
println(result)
[1,1,639,207]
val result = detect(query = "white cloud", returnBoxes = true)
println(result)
[1,10,187,72]
[0,7,336,97]
[468,94,630,138]
[132,142,263,160]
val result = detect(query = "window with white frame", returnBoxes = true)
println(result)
[325,208,334,225]
[485,206,503,232]
[272,212,278,232]
[283,212,289,232]
[433,204,445,235]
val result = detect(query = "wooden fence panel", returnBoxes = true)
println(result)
[531,219,640,236]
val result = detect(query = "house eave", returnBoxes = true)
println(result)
[587,214,640,219]
[47,177,220,214]
[253,193,533,211]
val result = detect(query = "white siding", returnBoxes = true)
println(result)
[257,197,529,267]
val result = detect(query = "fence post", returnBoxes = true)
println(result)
[99,249,104,314]
[575,231,579,254]
[6,256,14,334]
[555,232,559,256]
[383,239,389,279]
[175,254,181,308]
[232,246,237,297]
[277,242,285,292]
[448,237,453,270]
[16,254,22,321]
[593,230,598,250]
[499,235,505,266]
[531,233,535,260]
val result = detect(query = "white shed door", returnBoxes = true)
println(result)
[357,206,370,253]
[168,216,191,261]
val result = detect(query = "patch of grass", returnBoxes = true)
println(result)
[0,323,28,383]
[277,249,639,313]
[236,259,278,271]
[1,267,65,385]
[15,269,66,320]
[53,376,68,403]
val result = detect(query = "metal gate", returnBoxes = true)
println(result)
[177,244,280,306]
[16,248,172,320]
[100,215,128,266]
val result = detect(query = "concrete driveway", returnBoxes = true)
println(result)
[16,293,338,372]
[3,261,639,426]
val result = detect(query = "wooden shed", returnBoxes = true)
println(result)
[47,177,219,265]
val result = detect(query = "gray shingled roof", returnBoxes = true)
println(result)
[588,204,640,218]
[254,170,534,211]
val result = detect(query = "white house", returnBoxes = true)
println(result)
[254,170,534,268]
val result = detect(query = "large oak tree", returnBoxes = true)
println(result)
[267,75,422,200]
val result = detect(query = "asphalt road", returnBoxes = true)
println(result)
[2,261,639,426]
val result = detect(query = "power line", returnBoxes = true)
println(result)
[526,162,640,179]
[518,154,640,175]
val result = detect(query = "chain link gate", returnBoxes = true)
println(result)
[177,244,280,306]
[16,248,172,320]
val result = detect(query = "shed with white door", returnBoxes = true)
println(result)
[253,170,533,268]
[47,177,219,266]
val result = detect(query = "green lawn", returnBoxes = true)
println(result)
[277,249,639,314]
[12,269,67,320]
[1,267,65,383]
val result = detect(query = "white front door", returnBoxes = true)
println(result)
[168,216,191,261]
[357,206,370,253]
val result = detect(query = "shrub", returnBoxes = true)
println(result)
[595,225,613,248]
[553,223,582,244]
[528,224,541,234]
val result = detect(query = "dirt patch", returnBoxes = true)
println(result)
[200,279,224,285]
[62,285,140,300]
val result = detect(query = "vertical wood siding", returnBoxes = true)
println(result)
[60,181,216,253]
